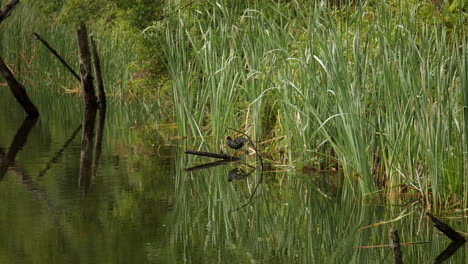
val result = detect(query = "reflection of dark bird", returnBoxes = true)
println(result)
[226,136,248,156]
[227,168,249,182]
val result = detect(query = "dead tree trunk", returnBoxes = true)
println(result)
[0,0,20,23]
[0,57,39,116]
[76,23,97,107]
[90,36,106,106]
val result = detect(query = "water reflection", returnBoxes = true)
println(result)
[79,105,106,191]
[435,240,466,263]
[0,116,38,179]
[79,106,97,190]
[37,124,81,178]
[0,92,466,263]
[227,167,254,182]
[0,116,55,209]
[184,157,255,182]
[179,145,467,263]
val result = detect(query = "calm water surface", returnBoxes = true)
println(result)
[0,89,466,263]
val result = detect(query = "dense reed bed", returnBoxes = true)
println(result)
[153,0,468,206]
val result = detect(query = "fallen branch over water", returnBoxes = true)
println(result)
[0,57,39,116]
[427,212,466,242]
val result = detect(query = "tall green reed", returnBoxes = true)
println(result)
[462,34,468,207]
[156,0,467,205]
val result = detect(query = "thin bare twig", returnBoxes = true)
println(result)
[228,171,262,213]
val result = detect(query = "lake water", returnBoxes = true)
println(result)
[0,88,466,263]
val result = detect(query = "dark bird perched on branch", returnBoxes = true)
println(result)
[226,136,248,156]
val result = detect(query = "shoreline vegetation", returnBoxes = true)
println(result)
[1,0,468,208]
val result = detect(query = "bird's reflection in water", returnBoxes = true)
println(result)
[227,167,253,182]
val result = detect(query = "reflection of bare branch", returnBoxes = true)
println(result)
[227,127,263,170]
[185,150,240,160]
[0,116,54,209]
[10,167,54,209]
[229,171,263,213]
[434,240,466,264]
[37,124,82,178]
[0,116,38,179]
[185,160,235,172]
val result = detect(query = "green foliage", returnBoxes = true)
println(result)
[450,0,468,11]
[29,0,164,29]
